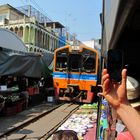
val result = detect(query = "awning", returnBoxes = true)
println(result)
[0,50,54,78]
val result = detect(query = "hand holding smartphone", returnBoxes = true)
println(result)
[107,49,124,82]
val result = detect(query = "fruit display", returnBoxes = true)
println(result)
[6,95,20,102]
[80,103,98,109]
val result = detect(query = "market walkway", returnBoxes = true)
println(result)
[0,102,56,135]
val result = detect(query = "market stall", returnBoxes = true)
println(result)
[0,48,54,115]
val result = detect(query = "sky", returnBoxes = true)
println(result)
[0,0,102,41]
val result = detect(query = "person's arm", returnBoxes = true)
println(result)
[116,103,140,140]
[100,69,140,140]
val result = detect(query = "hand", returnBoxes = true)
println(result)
[99,69,128,109]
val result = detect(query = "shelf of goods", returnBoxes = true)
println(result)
[99,99,109,140]
[0,94,27,116]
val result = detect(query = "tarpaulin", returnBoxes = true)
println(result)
[0,50,53,78]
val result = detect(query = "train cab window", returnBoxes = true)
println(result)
[56,57,67,71]
[68,54,82,72]
[55,49,68,71]
[83,55,96,72]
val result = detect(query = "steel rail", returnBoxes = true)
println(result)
[0,103,63,139]
[39,103,80,140]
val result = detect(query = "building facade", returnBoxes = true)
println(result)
[0,4,69,53]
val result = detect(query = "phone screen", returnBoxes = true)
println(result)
[107,49,124,82]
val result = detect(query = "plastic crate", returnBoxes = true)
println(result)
[27,87,34,96]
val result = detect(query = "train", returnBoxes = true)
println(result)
[53,44,99,103]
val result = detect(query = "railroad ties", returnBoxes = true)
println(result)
[0,103,79,140]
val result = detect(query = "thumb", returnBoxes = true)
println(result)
[121,69,127,87]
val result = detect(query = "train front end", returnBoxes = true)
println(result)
[53,45,98,103]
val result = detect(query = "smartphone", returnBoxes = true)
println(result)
[107,49,124,82]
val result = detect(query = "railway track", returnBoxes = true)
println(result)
[0,103,80,140]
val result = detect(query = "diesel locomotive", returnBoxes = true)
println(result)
[53,44,99,103]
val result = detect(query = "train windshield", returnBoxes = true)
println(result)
[82,49,96,73]
[68,54,82,72]
[83,55,96,72]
